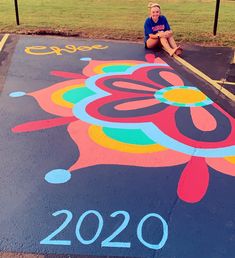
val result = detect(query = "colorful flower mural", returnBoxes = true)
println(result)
[10,54,235,204]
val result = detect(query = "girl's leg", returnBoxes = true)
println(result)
[168,35,177,48]
[168,36,183,55]
[160,37,178,56]
[146,38,159,49]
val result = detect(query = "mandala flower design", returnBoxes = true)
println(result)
[10,54,235,204]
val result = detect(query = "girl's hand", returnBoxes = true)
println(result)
[164,30,173,38]
[158,31,165,38]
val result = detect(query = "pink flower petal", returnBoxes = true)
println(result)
[50,71,87,79]
[190,107,217,131]
[113,81,156,92]
[67,120,190,171]
[12,117,77,133]
[206,157,235,176]
[29,79,85,117]
[115,98,160,111]
[159,71,184,86]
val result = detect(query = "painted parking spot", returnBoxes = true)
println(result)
[0,36,235,258]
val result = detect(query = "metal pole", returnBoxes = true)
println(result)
[213,0,220,35]
[14,0,20,25]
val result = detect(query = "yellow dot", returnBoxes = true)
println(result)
[163,88,206,104]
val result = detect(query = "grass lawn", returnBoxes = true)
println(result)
[0,0,235,46]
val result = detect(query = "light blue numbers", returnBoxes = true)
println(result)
[101,211,131,248]
[76,210,103,245]
[137,213,168,250]
[40,209,72,245]
[40,210,168,250]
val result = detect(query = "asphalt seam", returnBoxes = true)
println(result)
[173,54,235,101]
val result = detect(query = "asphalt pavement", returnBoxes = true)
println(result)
[0,34,235,258]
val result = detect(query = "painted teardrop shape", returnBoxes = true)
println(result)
[177,156,209,203]
[159,71,184,86]
[190,107,217,131]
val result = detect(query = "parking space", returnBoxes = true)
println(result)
[0,34,235,258]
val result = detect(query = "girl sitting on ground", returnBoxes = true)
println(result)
[144,2,182,56]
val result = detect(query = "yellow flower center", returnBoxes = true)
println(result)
[163,88,207,104]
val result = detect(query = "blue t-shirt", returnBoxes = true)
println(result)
[144,16,171,42]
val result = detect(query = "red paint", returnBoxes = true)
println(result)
[86,94,160,123]
[12,117,77,133]
[177,156,209,203]
[95,66,170,96]
[50,71,87,79]
[152,107,235,148]
[145,54,155,63]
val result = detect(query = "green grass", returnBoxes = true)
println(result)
[0,0,235,46]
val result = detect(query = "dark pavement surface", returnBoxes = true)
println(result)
[181,43,235,95]
[0,34,235,258]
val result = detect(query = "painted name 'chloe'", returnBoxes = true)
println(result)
[25,44,109,56]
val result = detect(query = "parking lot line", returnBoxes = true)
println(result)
[0,34,10,52]
[214,80,235,86]
[173,54,235,101]
[232,50,235,64]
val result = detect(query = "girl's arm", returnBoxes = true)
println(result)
[149,33,160,39]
